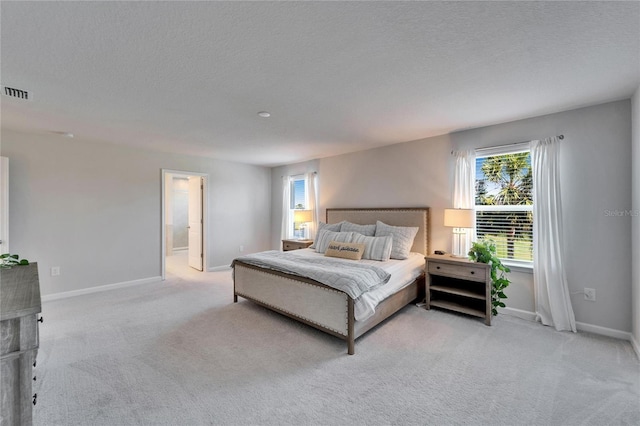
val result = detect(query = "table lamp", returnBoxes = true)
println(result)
[293,209,313,240]
[444,208,474,258]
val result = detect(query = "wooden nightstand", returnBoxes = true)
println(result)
[282,239,313,251]
[425,255,492,325]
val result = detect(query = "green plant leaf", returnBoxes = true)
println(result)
[472,239,511,316]
[0,253,30,268]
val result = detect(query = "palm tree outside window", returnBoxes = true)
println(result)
[475,150,533,265]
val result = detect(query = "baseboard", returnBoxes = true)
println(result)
[501,307,635,345]
[575,321,632,341]
[42,276,162,302]
[208,265,231,272]
[500,307,537,322]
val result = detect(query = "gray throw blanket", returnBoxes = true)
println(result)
[231,250,390,299]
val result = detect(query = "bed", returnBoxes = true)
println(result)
[233,207,429,355]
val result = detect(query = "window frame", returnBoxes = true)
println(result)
[474,145,534,271]
[288,174,308,239]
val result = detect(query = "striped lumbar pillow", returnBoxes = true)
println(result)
[309,221,344,249]
[351,234,393,261]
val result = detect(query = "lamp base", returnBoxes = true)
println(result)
[449,254,468,259]
[451,230,469,259]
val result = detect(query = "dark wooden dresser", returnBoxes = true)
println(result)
[1,263,41,425]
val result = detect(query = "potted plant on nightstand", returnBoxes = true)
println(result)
[468,240,511,316]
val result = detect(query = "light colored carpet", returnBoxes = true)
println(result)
[34,263,639,425]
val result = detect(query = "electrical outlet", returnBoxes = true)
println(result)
[239,245,244,253]
[584,288,596,302]
[51,266,60,276]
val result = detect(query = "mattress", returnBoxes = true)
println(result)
[285,249,424,321]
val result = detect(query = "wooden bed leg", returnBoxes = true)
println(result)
[347,298,355,355]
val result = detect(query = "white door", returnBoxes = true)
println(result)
[188,176,203,271]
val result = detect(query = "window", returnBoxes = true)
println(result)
[475,148,533,264]
[291,176,306,210]
[289,175,307,239]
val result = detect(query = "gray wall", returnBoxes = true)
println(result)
[632,86,640,349]
[272,100,633,333]
[1,129,271,296]
[452,100,632,333]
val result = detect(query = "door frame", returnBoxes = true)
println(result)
[161,169,208,280]
[187,175,204,271]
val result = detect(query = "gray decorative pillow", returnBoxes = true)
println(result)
[351,234,393,261]
[309,221,344,249]
[341,221,376,236]
[374,221,419,260]
[314,230,354,254]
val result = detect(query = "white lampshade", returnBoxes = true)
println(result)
[294,210,313,223]
[444,208,474,228]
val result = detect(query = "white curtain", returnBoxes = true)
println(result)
[452,150,476,255]
[306,172,319,240]
[530,137,576,332]
[281,176,292,242]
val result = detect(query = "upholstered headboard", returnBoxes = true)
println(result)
[326,208,429,255]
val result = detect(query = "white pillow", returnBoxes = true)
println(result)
[341,221,376,236]
[351,234,393,261]
[374,221,419,260]
[309,221,343,249]
[315,230,354,254]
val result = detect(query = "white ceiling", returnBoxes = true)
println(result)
[1,1,639,167]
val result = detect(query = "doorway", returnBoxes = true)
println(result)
[161,170,208,279]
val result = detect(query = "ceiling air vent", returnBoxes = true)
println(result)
[2,85,32,101]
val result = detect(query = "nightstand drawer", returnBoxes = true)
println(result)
[282,240,313,251]
[428,261,486,282]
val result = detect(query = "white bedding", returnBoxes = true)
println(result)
[285,249,424,321]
